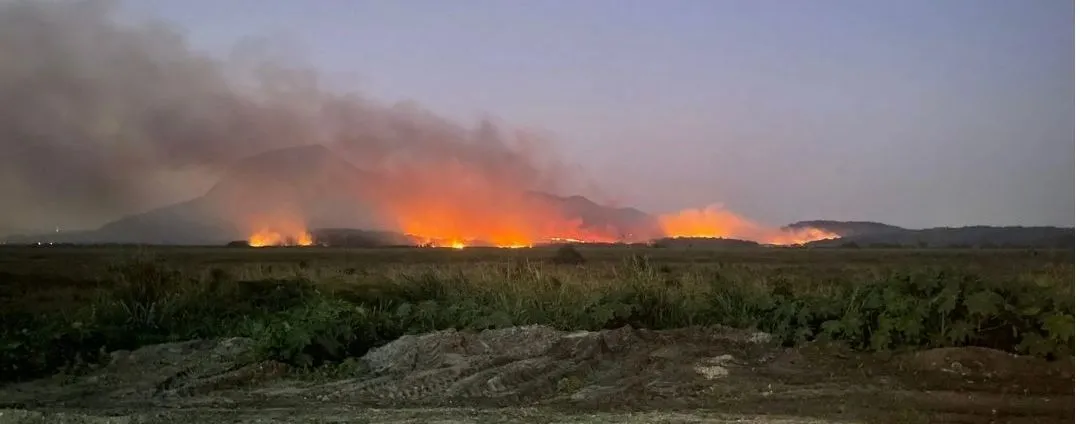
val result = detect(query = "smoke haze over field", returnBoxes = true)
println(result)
[0,0,296,230]
[0,0,597,239]
[1,0,1073,241]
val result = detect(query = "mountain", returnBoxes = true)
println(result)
[198,144,385,231]
[12,145,385,245]
[785,220,1072,249]
[7,145,660,245]
[525,191,664,241]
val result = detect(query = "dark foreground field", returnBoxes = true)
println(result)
[0,246,1074,423]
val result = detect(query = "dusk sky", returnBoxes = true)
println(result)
[122,0,1074,229]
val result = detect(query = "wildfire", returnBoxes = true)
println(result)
[243,214,315,247]
[247,228,314,247]
[408,234,536,249]
[658,204,758,239]
[229,143,835,249]
[658,204,838,245]
[763,227,840,245]
[373,160,622,249]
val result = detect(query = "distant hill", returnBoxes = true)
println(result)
[10,145,384,245]
[525,191,664,241]
[308,228,418,248]
[651,237,761,248]
[6,145,664,246]
[783,220,908,238]
[806,225,1074,248]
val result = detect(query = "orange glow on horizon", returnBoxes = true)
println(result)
[372,160,623,249]
[247,228,314,247]
[659,204,839,245]
[762,227,840,245]
[658,205,758,239]
[244,214,315,247]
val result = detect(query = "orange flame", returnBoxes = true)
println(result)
[659,204,838,245]
[371,160,621,248]
[763,227,840,245]
[658,204,760,239]
[248,228,314,247]
[244,213,315,247]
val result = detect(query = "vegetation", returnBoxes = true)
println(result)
[802,222,1073,249]
[551,244,587,265]
[0,245,1072,382]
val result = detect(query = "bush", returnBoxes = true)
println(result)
[551,244,586,265]
[814,270,1074,359]
[244,298,392,368]
[0,255,325,381]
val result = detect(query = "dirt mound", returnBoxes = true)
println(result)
[0,325,776,410]
[306,325,775,407]
[0,337,278,408]
[894,346,1074,380]
[0,326,1072,423]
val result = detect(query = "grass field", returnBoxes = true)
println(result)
[0,245,1073,383]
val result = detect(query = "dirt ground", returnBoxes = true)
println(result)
[0,325,1073,423]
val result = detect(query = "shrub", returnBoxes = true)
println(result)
[243,299,392,368]
[0,255,325,381]
[551,244,586,265]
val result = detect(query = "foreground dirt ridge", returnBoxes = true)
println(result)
[0,407,857,424]
[0,325,1073,423]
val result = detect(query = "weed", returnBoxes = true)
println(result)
[552,245,586,265]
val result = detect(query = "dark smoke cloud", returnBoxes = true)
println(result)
[0,0,594,235]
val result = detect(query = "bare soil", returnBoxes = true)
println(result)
[0,326,1072,423]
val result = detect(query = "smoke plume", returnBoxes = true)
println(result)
[0,0,589,236]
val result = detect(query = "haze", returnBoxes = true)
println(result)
[122,0,1079,228]
[1,0,1073,238]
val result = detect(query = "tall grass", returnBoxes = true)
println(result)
[0,249,1073,382]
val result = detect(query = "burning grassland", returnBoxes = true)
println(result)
[361,143,629,249]
[659,204,840,245]
[247,229,313,247]
[241,211,316,247]
[223,151,837,249]
[235,191,840,249]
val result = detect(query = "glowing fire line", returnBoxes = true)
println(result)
[247,228,314,247]
[242,202,838,249]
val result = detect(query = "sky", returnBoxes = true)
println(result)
[120,0,1074,228]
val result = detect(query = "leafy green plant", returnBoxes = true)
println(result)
[244,298,385,368]
[815,269,1073,358]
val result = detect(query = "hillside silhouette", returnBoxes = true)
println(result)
[784,220,908,237]
[4,146,1072,248]
[803,224,1073,248]
[9,145,659,245]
